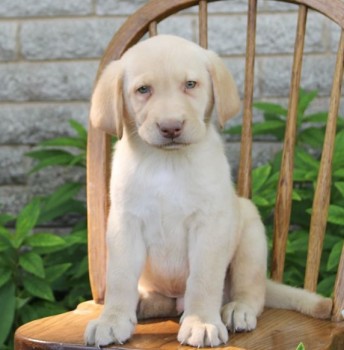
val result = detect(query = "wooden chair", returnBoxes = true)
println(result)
[15,0,344,349]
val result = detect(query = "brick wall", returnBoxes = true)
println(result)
[0,0,342,215]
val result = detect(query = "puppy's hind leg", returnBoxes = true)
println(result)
[222,198,267,333]
[137,290,180,320]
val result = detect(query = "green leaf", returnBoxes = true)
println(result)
[0,232,13,252]
[317,275,336,297]
[40,137,86,150]
[334,168,344,179]
[0,214,14,226]
[38,182,85,224]
[0,281,16,346]
[30,244,67,255]
[0,270,11,289]
[252,164,272,193]
[19,252,45,278]
[252,120,285,136]
[16,297,31,310]
[298,89,318,117]
[295,342,306,350]
[287,231,309,254]
[327,241,343,271]
[25,233,66,248]
[19,304,39,324]
[41,182,83,214]
[0,248,16,272]
[327,205,344,225]
[303,111,328,123]
[223,124,242,135]
[22,274,54,302]
[333,130,344,169]
[26,301,66,319]
[14,198,41,247]
[71,256,88,279]
[294,148,319,171]
[69,153,86,167]
[292,190,302,201]
[63,229,87,246]
[253,102,288,117]
[26,149,72,161]
[38,199,85,224]
[334,182,344,197]
[283,266,304,287]
[293,169,317,182]
[252,195,271,207]
[45,263,72,282]
[298,127,324,149]
[26,150,78,173]
[69,119,87,141]
[323,234,344,249]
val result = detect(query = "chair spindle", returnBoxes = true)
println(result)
[86,128,111,303]
[237,0,257,199]
[305,29,344,292]
[199,0,208,48]
[271,5,308,282]
[149,21,158,36]
[333,245,344,321]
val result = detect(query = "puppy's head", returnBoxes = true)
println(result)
[90,35,240,149]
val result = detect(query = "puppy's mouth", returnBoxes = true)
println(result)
[159,141,190,150]
[162,142,189,150]
[151,140,190,150]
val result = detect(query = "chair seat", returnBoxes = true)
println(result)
[15,301,344,350]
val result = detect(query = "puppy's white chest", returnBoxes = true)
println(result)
[132,161,197,218]
[140,166,192,251]
[141,212,190,297]
[137,167,195,296]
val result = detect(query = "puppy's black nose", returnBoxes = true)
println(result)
[157,121,184,139]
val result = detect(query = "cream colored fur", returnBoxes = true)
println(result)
[84,35,332,348]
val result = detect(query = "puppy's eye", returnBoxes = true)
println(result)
[137,85,151,94]
[185,81,197,89]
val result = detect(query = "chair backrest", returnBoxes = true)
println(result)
[86,0,344,322]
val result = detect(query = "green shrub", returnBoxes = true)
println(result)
[226,89,344,295]
[0,120,90,350]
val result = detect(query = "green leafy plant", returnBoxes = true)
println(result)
[0,120,91,350]
[227,89,344,295]
[27,119,87,173]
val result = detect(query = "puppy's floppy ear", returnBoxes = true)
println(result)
[206,51,241,127]
[90,60,124,138]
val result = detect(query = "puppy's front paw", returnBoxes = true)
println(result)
[177,315,228,347]
[84,314,136,347]
[221,302,257,333]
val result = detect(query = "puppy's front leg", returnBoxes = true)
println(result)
[84,212,146,347]
[178,215,237,348]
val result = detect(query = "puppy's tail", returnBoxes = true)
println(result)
[265,279,333,319]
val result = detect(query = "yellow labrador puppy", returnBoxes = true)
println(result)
[85,35,332,348]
